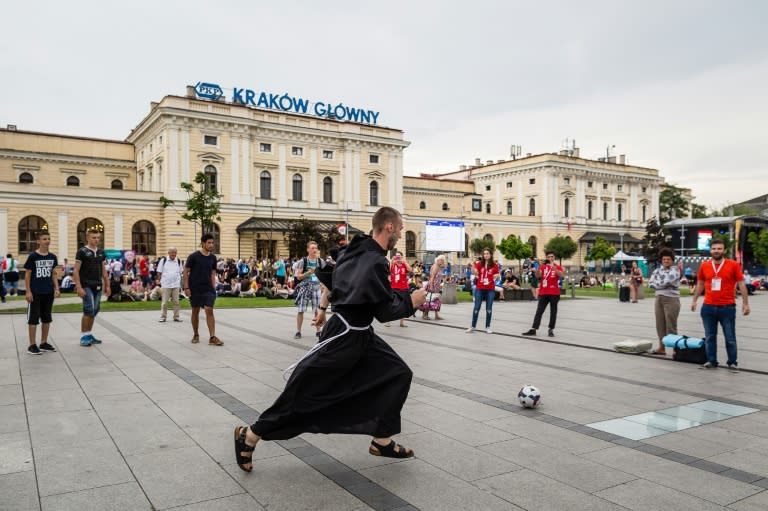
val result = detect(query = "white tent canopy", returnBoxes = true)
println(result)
[611,250,644,261]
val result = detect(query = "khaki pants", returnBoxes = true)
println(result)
[654,295,680,343]
[161,287,181,320]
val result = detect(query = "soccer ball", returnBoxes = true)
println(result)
[518,385,541,408]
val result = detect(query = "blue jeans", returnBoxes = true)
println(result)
[700,304,737,366]
[472,289,494,328]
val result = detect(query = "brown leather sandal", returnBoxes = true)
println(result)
[369,439,414,458]
[191,334,200,344]
[233,426,255,472]
[209,336,223,346]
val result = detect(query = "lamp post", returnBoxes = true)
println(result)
[344,202,352,243]
[619,232,625,273]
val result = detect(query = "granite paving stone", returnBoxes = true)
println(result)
[0,470,40,511]
[39,482,152,511]
[595,478,730,511]
[0,431,33,475]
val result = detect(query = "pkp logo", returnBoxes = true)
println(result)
[195,82,223,101]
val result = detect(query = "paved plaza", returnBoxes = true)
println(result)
[2,294,768,510]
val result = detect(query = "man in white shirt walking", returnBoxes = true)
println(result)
[157,247,183,322]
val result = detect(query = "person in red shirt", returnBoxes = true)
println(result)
[522,250,564,337]
[466,248,500,334]
[386,251,411,327]
[691,238,750,371]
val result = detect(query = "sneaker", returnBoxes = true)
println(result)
[173,318,182,322]
[465,327,475,333]
[80,335,93,347]
[728,364,739,373]
[90,336,102,345]
[485,328,493,334]
[522,329,536,336]
[159,318,166,323]
[294,332,301,339]
[699,362,717,369]
[39,342,56,352]
[27,344,42,355]
[548,329,555,337]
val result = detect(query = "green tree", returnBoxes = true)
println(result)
[496,235,532,275]
[159,171,223,235]
[286,218,324,258]
[659,185,689,224]
[690,203,708,218]
[710,203,759,217]
[643,217,666,264]
[748,229,768,267]
[544,235,577,265]
[469,238,496,255]
[585,236,616,286]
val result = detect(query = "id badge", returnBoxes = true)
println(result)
[542,280,547,288]
[711,278,721,291]
[483,278,489,286]
[395,274,400,282]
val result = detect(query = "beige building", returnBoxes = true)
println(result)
[0,87,666,269]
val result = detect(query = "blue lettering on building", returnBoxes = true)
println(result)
[194,81,381,125]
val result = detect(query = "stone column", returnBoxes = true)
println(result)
[0,208,7,257]
[241,135,251,198]
[57,211,68,261]
[278,144,287,207]
[230,136,240,201]
[168,128,179,191]
[181,129,190,183]
[114,213,123,249]
[309,146,318,208]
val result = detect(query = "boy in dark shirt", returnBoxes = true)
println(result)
[183,234,222,346]
[24,231,60,355]
[73,228,110,346]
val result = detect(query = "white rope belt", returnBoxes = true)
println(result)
[283,313,372,381]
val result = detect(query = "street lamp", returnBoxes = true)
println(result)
[619,232,625,272]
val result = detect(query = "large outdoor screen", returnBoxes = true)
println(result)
[425,220,465,252]
[697,229,713,251]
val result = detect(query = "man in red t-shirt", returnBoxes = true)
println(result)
[522,250,564,337]
[691,238,750,371]
[387,251,412,327]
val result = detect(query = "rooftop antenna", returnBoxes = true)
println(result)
[510,144,521,160]
[561,138,576,156]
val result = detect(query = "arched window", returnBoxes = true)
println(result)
[442,203,449,211]
[405,231,416,258]
[617,203,623,222]
[111,179,124,190]
[528,236,538,258]
[18,215,47,254]
[292,174,303,201]
[206,223,221,254]
[564,197,570,218]
[484,234,494,243]
[642,204,647,223]
[19,172,33,184]
[485,203,491,214]
[603,202,608,220]
[66,175,80,187]
[529,198,536,216]
[77,218,105,249]
[322,177,333,203]
[369,181,379,206]
[260,171,271,199]
[419,201,426,210]
[507,200,513,215]
[204,165,217,191]
[588,201,593,220]
[131,220,156,255]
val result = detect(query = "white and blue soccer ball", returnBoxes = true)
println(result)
[518,384,541,408]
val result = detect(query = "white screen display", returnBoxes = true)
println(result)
[425,220,465,252]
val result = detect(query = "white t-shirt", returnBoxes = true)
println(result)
[157,256,183,288]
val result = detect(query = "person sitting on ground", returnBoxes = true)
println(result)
[502,270,521,292]
[61,273,76,292]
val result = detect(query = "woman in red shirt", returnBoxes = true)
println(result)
[387,251,411,327]
[466,248,500,334]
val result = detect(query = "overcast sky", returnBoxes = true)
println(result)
[2,0,766,210]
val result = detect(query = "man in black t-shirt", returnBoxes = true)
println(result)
[183,234,222,346]
[73,228,110,347]
[24,231,60,355]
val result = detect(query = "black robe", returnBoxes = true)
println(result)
[251,235,415,440]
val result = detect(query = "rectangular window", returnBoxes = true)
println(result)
[472,198,482,212]
[204,135,217,146]
[617,184,623,191]
[642,186,647,193]
[260,143,272,153]
[291,146,304,156]
[529,178,536,185]
[564,177,570,185]
[485,185,491,191]
[369,154,379,164]
[506,181,513,188]
[588,181,593,188]
[322,150,334,159]
[603,183,608,190]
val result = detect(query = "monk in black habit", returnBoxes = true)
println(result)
[234,207,428,471]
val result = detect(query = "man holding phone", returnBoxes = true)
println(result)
[522,250,564,337]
